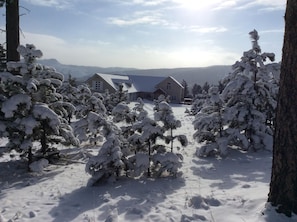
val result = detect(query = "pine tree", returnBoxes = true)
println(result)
[104,83,128,114]
[182,80,190,97]
[128,116,164,177]
[0,43,6,71]
[85,112,129,185]
[202,82,210,93]
[0,44,79,167]
[221,30,279,152]
[193,86,228,156]
[73,84,106,119]
[58,74,79,123]
[154,101,188,152]
[192,83,203,97]
[190,93,209,115]
[111,102,133,124]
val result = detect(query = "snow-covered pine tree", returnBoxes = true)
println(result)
[0,44,79,167]
[104,83,128,114]
[221,30,279,152]
[85,112,129,185]
[154,101,188,152]
[128,115,164,177]
[153,94,170,112]
[193,86,228,156]
[111,101,136,148]
[111,102,133,124]
[73,111,105,145]
[132,97,148,122]
[73,84,106,119]
[71,83,108,144]
[113,98,148,154]
[111,98,147,133]
[151,100,186,176]
[192,83,203,98]
[58,74,79,123]
[190,93,209,115]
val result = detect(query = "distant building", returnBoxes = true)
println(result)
[85,73,184,103]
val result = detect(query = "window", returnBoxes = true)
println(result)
[92,80,103,91]
[167,82,171,90]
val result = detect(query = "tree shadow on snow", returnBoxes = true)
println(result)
[49,176,185,222]
[190,149,272,190]
[0,159,64,200]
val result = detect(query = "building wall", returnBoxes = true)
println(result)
[85,75,116,93]
[156,77,184,103]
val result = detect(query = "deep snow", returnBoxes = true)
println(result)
[0,103,296,222]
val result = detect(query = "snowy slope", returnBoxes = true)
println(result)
[0,103,296,222]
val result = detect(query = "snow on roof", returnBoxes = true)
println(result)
[94,73,167,93]
[167,76,184,88]
[94,73,129,91]
[127,75,166,93]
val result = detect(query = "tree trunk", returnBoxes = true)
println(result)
[170,128,173,152]
[40,121,48,155]
[27,147,33,171]
[268,0,297,217]
[6,0,20,62]
[148,141,151,177]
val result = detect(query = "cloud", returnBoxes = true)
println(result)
[109,15,167,26]
[188,26,228,33]
[122,0,168,6]
[23,0,74,9]
[213,1,237,10]
[235,0,285,10]
[108,10,169,26]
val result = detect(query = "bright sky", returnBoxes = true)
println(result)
[0,0,286,69]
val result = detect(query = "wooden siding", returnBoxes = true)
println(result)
[155,77,184,103]
[85,74,116,93]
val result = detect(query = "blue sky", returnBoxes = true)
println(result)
[0,0,286,68]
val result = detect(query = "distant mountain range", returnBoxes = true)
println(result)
[38,59,233,87]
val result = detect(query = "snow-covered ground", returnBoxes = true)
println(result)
[0,103,296,222]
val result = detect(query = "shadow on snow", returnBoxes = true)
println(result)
[49,176,185,222]
[190,149,272,190]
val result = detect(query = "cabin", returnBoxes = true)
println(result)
[85,73,185,103]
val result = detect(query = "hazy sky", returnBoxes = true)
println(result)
[0,0,286,69]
